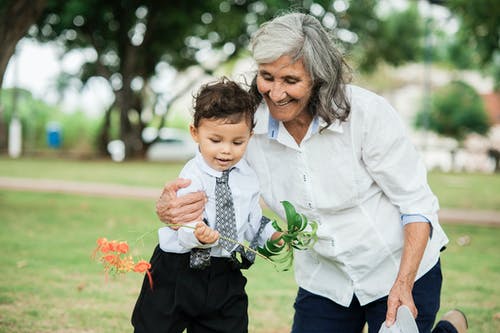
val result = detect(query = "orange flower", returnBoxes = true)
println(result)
[133,260,151,273]
[116,241,129,254]
[93,237,153,290]
[102,253,119,265]
[134,260,153,290]
[118,256,135,272]
[97,237,108,247]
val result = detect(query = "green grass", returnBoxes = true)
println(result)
[0,157,184,188]
[428,171,500,211]
[0,190,499,333]
[0,157,499,332]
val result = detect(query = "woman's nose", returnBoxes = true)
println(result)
[269,82,286,101]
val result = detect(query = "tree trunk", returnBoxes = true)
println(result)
[96,103,114,156]
[488,148,500,173]
[0,0,47,152]
[115,88,143,159]
[0,0,47,89]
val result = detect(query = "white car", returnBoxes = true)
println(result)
[145,128,197,162]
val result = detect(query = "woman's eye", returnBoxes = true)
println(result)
[260,73,273,81]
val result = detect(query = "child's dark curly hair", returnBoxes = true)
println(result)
[192,77,257,129]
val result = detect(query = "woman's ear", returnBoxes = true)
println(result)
[189,124,199,143]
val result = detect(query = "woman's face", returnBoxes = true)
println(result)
[256,55,313,124]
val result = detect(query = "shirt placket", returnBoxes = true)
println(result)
[298,147,315,212]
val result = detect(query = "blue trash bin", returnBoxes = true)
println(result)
[46,122,62,149]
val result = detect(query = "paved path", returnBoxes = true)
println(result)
[1,176,499,227]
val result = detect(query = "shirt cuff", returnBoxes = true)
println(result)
[400,214,433,238]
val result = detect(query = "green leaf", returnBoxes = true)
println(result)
[282,200,298,231]
[257,201,319,271]
[271,219,283,232]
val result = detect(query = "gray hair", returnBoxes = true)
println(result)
[250,12,351,128]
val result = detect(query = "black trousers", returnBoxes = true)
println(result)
[132,246,248,333]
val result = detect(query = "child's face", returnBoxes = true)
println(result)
[190,117,253,171]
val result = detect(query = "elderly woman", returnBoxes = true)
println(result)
[156,12,467,333]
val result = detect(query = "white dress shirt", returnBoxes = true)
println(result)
[245,85,449,306]
[158,150,276,257]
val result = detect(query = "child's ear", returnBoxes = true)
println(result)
[189,124,199,143]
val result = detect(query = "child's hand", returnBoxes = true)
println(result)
[194,222,219,244]
[271,231,285,246]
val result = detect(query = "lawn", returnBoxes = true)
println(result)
[0,157,499,332]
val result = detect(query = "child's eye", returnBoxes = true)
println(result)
[209,138,221,143]
[233,142,243,145]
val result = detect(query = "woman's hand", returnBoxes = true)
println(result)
[385,278,417,327]
[156,178,206,227]
[194,222,219,244]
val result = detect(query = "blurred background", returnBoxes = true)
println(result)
[0,0,499,171]
[0,1,499,333]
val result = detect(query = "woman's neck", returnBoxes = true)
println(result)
[283,113,313,145]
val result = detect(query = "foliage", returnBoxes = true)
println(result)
[350,2,424,72]
[259,201,318,270]
[440,0,500,88]
[1,88,101,154]
[415,80,490,142]
[28,0,297,158]
[20,0,428,159]
[1,88,55,150]
[444,0,499,67]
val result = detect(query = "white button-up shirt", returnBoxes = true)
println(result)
[158,150,275,257]
[245,85,449,306]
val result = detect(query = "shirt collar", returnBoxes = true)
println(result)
[253,103,344,138]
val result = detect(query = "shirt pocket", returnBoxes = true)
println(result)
[311,136,358,211]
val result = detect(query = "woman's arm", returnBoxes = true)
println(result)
[385,222,430,326]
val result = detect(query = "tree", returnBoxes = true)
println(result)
[416,81,490,140]
[0,0,47,89]
[30,0,296,158]
[415,81,490,168]
[349,2,424,72]
[445,0,499,67]
[5,0,426,159]
[439,0,500,89]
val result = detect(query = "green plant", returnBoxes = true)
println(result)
[258,201,318,270]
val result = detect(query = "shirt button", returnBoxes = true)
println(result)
[308,202,312,208]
